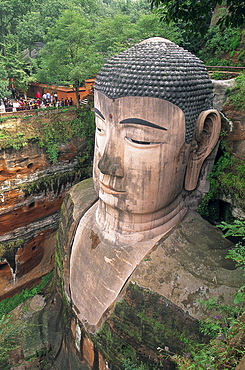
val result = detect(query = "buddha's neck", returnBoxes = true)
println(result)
[95,193,187,241]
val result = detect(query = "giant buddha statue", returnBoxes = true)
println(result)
[68,38,241,336]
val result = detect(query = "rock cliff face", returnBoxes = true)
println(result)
[213,79,245,162]
[0,109,90,299]
[221,104,245,220]
[206,80,245,221]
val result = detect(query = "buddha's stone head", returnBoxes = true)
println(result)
[93,38,220,221]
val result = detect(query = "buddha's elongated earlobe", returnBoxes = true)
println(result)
[185,109,221,191]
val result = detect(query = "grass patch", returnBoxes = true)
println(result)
[0,271,53,317]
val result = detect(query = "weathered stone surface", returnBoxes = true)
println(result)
[0,143,49,183]
[0,139,85,194]
[235,356,245,370]
[1,292,91,370]
[132,210,242,319]
[93,283,201,369]
[0,228,56,300]
[64,183,242,331]
[0,195,64,235]
[212,78,236,111]
[57,178,243,368]
[0,124,88,299]
[56,177,98,300]
[221,194,245,221]
[222,105,245,158]
[0,261,12,281]
[211,78,245,161]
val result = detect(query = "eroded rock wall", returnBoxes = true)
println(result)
[0,114,89,300]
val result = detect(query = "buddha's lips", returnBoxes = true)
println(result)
[99,181,126,195]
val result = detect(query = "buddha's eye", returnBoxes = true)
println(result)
[128,138,151,145]
[126,137,160,146]
[95,114,106,135]
[95,120,105,135]
[96,127,104,133]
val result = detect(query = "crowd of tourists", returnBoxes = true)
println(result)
[0,91,75,113]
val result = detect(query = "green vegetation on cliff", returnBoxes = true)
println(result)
[228,71,245,110]
[0,105,95,165]
[171,220,245,369]
[0,272,53,368]
[93,283,202,369]
[198,140,245,223]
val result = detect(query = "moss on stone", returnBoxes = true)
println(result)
[0,105,95,164]
[93,283,204,369]
[20,170,84,196]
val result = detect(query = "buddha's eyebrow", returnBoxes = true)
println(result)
[94,108,105,120]
[120,118,167,131]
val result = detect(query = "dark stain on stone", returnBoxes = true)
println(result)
[90,230,101,250]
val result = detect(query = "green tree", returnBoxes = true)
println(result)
[94,14,139,56]
[36,8,103,108]
[16,12,44,74]
[38,0,70,30]
[198,25,241,65]
[135,13,181,43]
[0,0,34,55]
[72,0,105,16]
[0,64,10,100]
[150,0,245,38]
[0,35,35,99]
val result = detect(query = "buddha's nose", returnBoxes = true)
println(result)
[98,141,124,178]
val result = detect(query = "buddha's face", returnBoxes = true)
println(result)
[93,91,191,214]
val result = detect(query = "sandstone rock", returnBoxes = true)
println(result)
[212,79,236,111]
[0,115,88,299]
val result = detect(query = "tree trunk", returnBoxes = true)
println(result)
[75,86,80,110]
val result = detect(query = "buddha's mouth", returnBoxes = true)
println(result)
[99,181,126,195]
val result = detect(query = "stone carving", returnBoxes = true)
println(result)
[70,38,222,331]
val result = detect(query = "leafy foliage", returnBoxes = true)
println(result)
[0,105,95,167]
[36,105,95,164]
[219,220,245,304]
[36,8,103,107]
[0,314,22,369]
[198,25,241,65]
[0,0,34,48]
[93,12,181,57]
[123,358,151,369]
[0,0,243,95]
[151,0,216,37]
[198,141,245,222]
[227,72,245,111]
[150,0,245,38]
[0,64,11,99]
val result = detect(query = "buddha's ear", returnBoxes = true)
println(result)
[184,109,221,191]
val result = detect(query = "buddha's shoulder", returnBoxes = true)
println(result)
[159,209,233,252]
[132,210,242,320]
[138,209,238,285]
[63,177,98,220]
[59,178,98,250]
